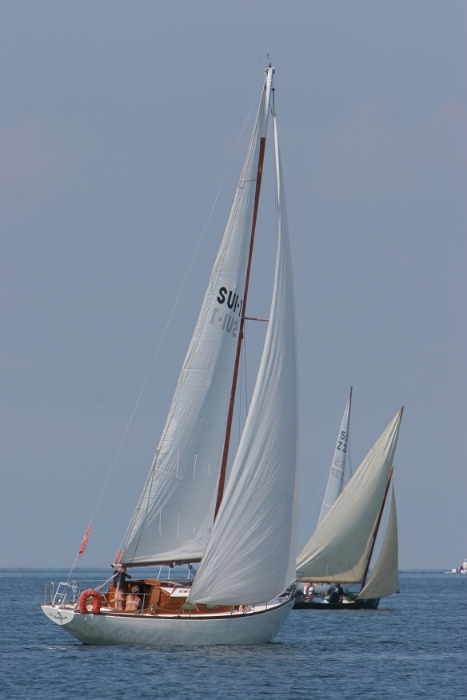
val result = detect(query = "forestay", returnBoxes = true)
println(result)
[296,409,403,583]
[121,69,274,566]
[317,389,352,527]
[189,115,299,605]
[358,489,399,599]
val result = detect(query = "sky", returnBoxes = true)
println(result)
[1,0,466,570]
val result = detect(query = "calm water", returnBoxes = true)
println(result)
[1,570,465,699]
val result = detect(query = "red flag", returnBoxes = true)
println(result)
[78,523,92,557]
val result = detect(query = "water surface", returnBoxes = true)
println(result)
[1,570,465,699]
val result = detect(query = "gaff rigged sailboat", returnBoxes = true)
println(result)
[42,66,301,646]
[295,408,403,610]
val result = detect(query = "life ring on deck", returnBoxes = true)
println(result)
[79,589,102,614]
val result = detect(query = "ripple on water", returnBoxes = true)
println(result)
[0,570,465,699]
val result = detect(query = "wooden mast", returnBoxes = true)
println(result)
[360,465,394,589]
[214,134,268,518]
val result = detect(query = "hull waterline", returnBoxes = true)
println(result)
[293,598,380,610]
[42,597,294,646]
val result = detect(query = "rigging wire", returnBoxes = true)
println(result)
[67,79,264,580]
[237,324,243,445]
[243,329,249,420]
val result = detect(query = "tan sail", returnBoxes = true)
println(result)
[358,490,399,599]
[296,408,403,584]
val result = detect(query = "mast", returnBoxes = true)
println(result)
[214,70,273,518]
[346,385,353,479]
[360,465,394,589]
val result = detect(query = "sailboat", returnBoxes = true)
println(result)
[295,408,403,610]
[317,387,353,527]
[42,66,301,646]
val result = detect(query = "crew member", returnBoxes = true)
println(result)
[125,585,142,613]
[327,583,344,604]
[113,564,131,611]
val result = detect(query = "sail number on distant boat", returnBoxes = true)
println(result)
[317,389,352,526]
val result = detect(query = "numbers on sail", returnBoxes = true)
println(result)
[336,430,347,452]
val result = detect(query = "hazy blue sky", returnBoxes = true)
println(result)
[1,0,466,569]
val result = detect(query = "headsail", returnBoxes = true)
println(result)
[296,408,403,583]
[189,113,299,606]
[317,388,352,526]
[358,489,399,599]
[121,69,274,566]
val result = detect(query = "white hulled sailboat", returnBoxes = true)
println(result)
[42,66,301,646]
[295,408,403,609]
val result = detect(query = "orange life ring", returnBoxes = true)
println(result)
[79,589,102,614]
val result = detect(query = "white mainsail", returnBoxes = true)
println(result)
[121,69,274,566]
[317,388,352,526]
[296,408,403,583]
[358,489,399,599]
[189,114,299,606]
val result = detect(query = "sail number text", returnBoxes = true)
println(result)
[333,430,348,468]
[210,286,243,338]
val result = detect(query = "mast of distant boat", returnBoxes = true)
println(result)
[360,465,394,589]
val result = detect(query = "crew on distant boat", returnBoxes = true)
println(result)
[303,583,315,601]
[327,583,344,604]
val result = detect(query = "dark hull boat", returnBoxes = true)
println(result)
[295,409,404,610]
[293,596,380,610]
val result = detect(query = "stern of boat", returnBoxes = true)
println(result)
[42,604,76,626]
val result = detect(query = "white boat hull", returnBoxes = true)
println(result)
[41,598,294,646]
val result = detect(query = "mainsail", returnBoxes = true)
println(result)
[358,489,399,599]
[121,69,273,566]
[296,408,403,583]
[189,114,299,606]
[317,388,352,526]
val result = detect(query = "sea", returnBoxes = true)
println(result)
[1,569,465,699]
